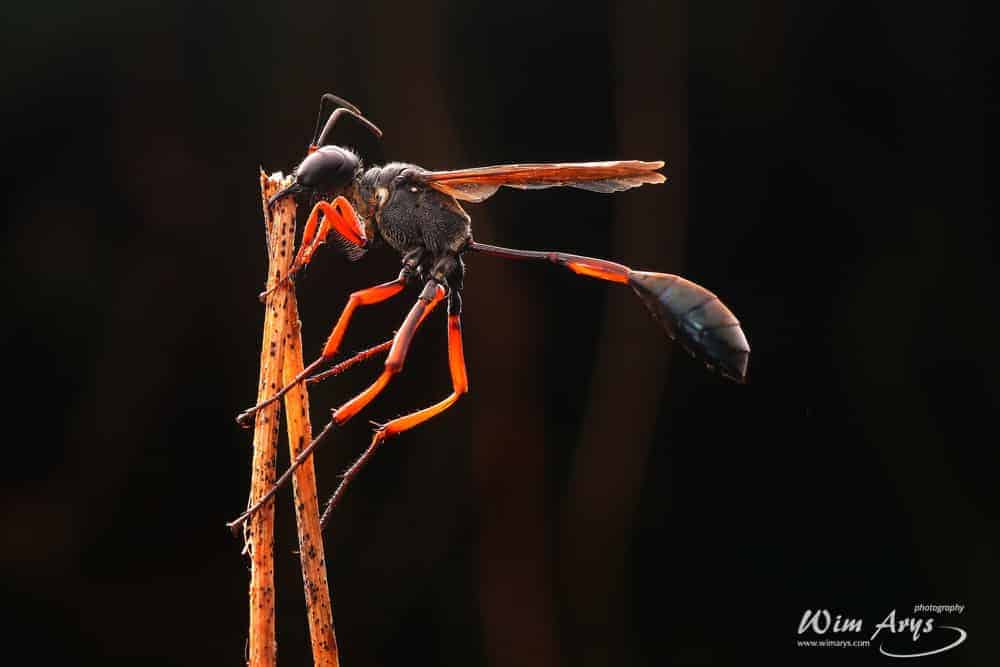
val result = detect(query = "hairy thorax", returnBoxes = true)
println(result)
[356,163,472,258]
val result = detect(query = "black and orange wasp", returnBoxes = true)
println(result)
[229,93,749,532]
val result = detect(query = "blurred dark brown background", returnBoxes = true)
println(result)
[0,1,991,665]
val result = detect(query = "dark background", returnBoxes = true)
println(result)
[1,1,991,665]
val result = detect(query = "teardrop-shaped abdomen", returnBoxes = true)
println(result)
[628,270,750,382]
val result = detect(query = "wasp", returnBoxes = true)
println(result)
[228,93,749,532]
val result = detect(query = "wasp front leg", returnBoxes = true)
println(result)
[258,196,368,301]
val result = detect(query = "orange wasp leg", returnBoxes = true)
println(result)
[300,196,366,259]
[319,312,469,527]
[467,241,631,284]
[236,276,409,428]
[321,278,407,358]
[259,196,367,301]
[227,282,445,532]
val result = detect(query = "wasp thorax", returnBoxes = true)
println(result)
[295,146,361,191]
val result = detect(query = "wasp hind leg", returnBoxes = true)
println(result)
[319,287,468,528]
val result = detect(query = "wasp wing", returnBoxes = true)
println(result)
[419,161,666,203]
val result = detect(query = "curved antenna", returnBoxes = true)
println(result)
[315,108,383,148]
[311,93,363,146]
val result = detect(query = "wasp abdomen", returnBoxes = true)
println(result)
[628,271,749,383]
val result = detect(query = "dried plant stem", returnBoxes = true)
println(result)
[245,171,341,666]
[280,274,339,666]
[246,170,296,667]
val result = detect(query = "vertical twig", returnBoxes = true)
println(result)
[279,252,340,665]
[246,170,295,667]
[247,170,340,667]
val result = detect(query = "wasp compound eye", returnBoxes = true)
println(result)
[295,146,361,190]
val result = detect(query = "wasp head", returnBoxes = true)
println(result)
[266,146,361,215]
[295,145,362,195]
[264,94,383,261]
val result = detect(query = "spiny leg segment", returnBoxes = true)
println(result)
[306,339,393,385]
[227,281,445,533]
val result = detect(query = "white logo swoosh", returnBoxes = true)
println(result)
[879,626,967,658]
